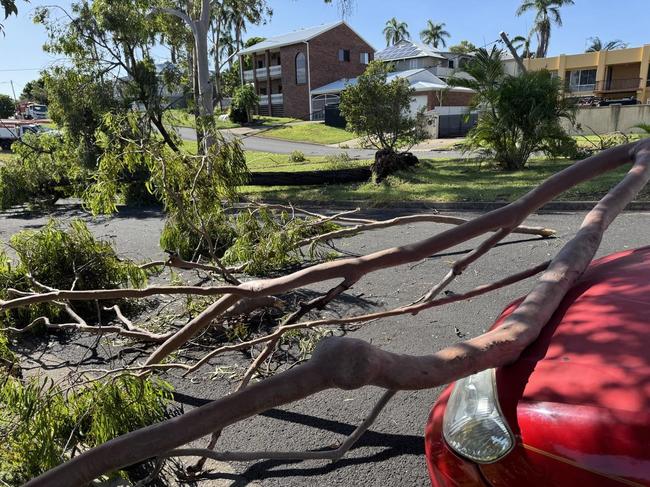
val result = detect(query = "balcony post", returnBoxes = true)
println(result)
[596,50,607,92]
[252,52,259,115]
[266,49,272,116]
[639,44,650,103]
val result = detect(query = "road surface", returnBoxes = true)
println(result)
[4,205,650,486]
[178,126,467,159]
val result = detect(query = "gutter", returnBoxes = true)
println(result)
[304,41,313,119]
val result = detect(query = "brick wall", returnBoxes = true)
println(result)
[427,90,474,109]
[280,23,374,119]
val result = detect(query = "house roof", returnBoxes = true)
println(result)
[375,40,446,62]
[311,68,473,95]
[237,21,373,55]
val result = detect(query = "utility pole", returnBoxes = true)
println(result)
[10,80,17,101]
[499,31,527,74]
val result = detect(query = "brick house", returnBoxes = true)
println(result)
[237,21,374,119]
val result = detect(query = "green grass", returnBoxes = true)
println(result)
[0,151,14,164]
[258,122,355,145]
[164,109,299,130]
[240,158,648,205]
[179,140,370,172]
[164,109,239,130]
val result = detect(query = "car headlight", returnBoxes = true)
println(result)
[442,368,514,463]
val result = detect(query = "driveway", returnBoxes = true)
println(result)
[177,127,468,159]
[4,205,649,486]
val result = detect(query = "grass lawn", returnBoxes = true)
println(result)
[258,122,355,145]
[0,151,14,164]
[180,140,370,172]
[164,109,299,130]
[241,157,648,205]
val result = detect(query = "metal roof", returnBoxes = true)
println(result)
[238,21,373,55]
[375,40,446,62]
[311,68,473,95]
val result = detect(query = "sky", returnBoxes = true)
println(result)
[1,0,649,98]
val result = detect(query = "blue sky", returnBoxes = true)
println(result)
[1,0,649,97]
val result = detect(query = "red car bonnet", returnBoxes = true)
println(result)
[489,247,650,486]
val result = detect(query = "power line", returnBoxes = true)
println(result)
[0,68,43,72]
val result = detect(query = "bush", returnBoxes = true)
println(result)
[289,150,306,163]
[229,84,259,124]
[0,375,173,484]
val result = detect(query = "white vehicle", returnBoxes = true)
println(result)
[0,121,48,150]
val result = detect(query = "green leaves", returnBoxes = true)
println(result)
[339,61,425,152]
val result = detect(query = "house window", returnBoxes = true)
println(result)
[448,59,455,69]
[338,49,351,62]
[569,69,597,91]
[360,52,369,65]
[257,59,264,69]
[295,52,307,85]
[409,58,420,69]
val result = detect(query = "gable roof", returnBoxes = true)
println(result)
[375,40,446,62]
[238,21,373,55]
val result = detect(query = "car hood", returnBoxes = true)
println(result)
[492,247,650,485]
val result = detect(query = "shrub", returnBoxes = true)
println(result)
[229,84,259,124]
[324,152,353,169]
[450,48,575,170]
[0,375,173,484]
[289,150,306,162]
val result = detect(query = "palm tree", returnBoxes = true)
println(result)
[586,37,628,52]
[512,35,534,58]
[420,20,450,49]
[447,46,507,109]
[383,17,410,47]
[516,0,574,58]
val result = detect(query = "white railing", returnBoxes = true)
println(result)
[430,66,455,78]
[243,65,282,82]
[259,93,283,105]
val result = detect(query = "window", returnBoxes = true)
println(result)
[338,49,350,62]
[409,58,420,69]
[257,59,264,69]
[360,52,369,65]
[448,59,455,69]
[569,69,597,91]
[295,52,307,85]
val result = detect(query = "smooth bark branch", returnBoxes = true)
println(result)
[298,214,555,247]
[25,141,650,487]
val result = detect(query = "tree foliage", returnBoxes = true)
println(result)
[420,20,450,49]
[0,374,173,485]
[451,49,576,170]
[382,17,409,46]
[516,0,574,58]
[586,37,627,52]
[20,77,49,104]
[339,61,426,152]
[0,94,14,118]
[449,40,477,55]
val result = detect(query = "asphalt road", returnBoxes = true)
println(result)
[177,126,467,159]
[4,205,650,486]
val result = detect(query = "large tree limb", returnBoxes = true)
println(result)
[25,140,650,487]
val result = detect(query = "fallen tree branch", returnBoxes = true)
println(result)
[298,213,556,248]
[24,140,650,487]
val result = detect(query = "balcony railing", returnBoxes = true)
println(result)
[596,78,641,92]
[259,93,283,105]
[243,65,282,82]
[564,79,596,92]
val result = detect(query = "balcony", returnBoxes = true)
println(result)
[595,78,641,93]
[243,65,282,82]
[259,93,283,105]
[429,66,455,78]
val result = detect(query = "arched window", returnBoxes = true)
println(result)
[295,52,307,85]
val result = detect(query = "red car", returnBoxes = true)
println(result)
[425,247,650,487]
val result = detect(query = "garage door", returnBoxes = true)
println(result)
[409,95,428,115]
